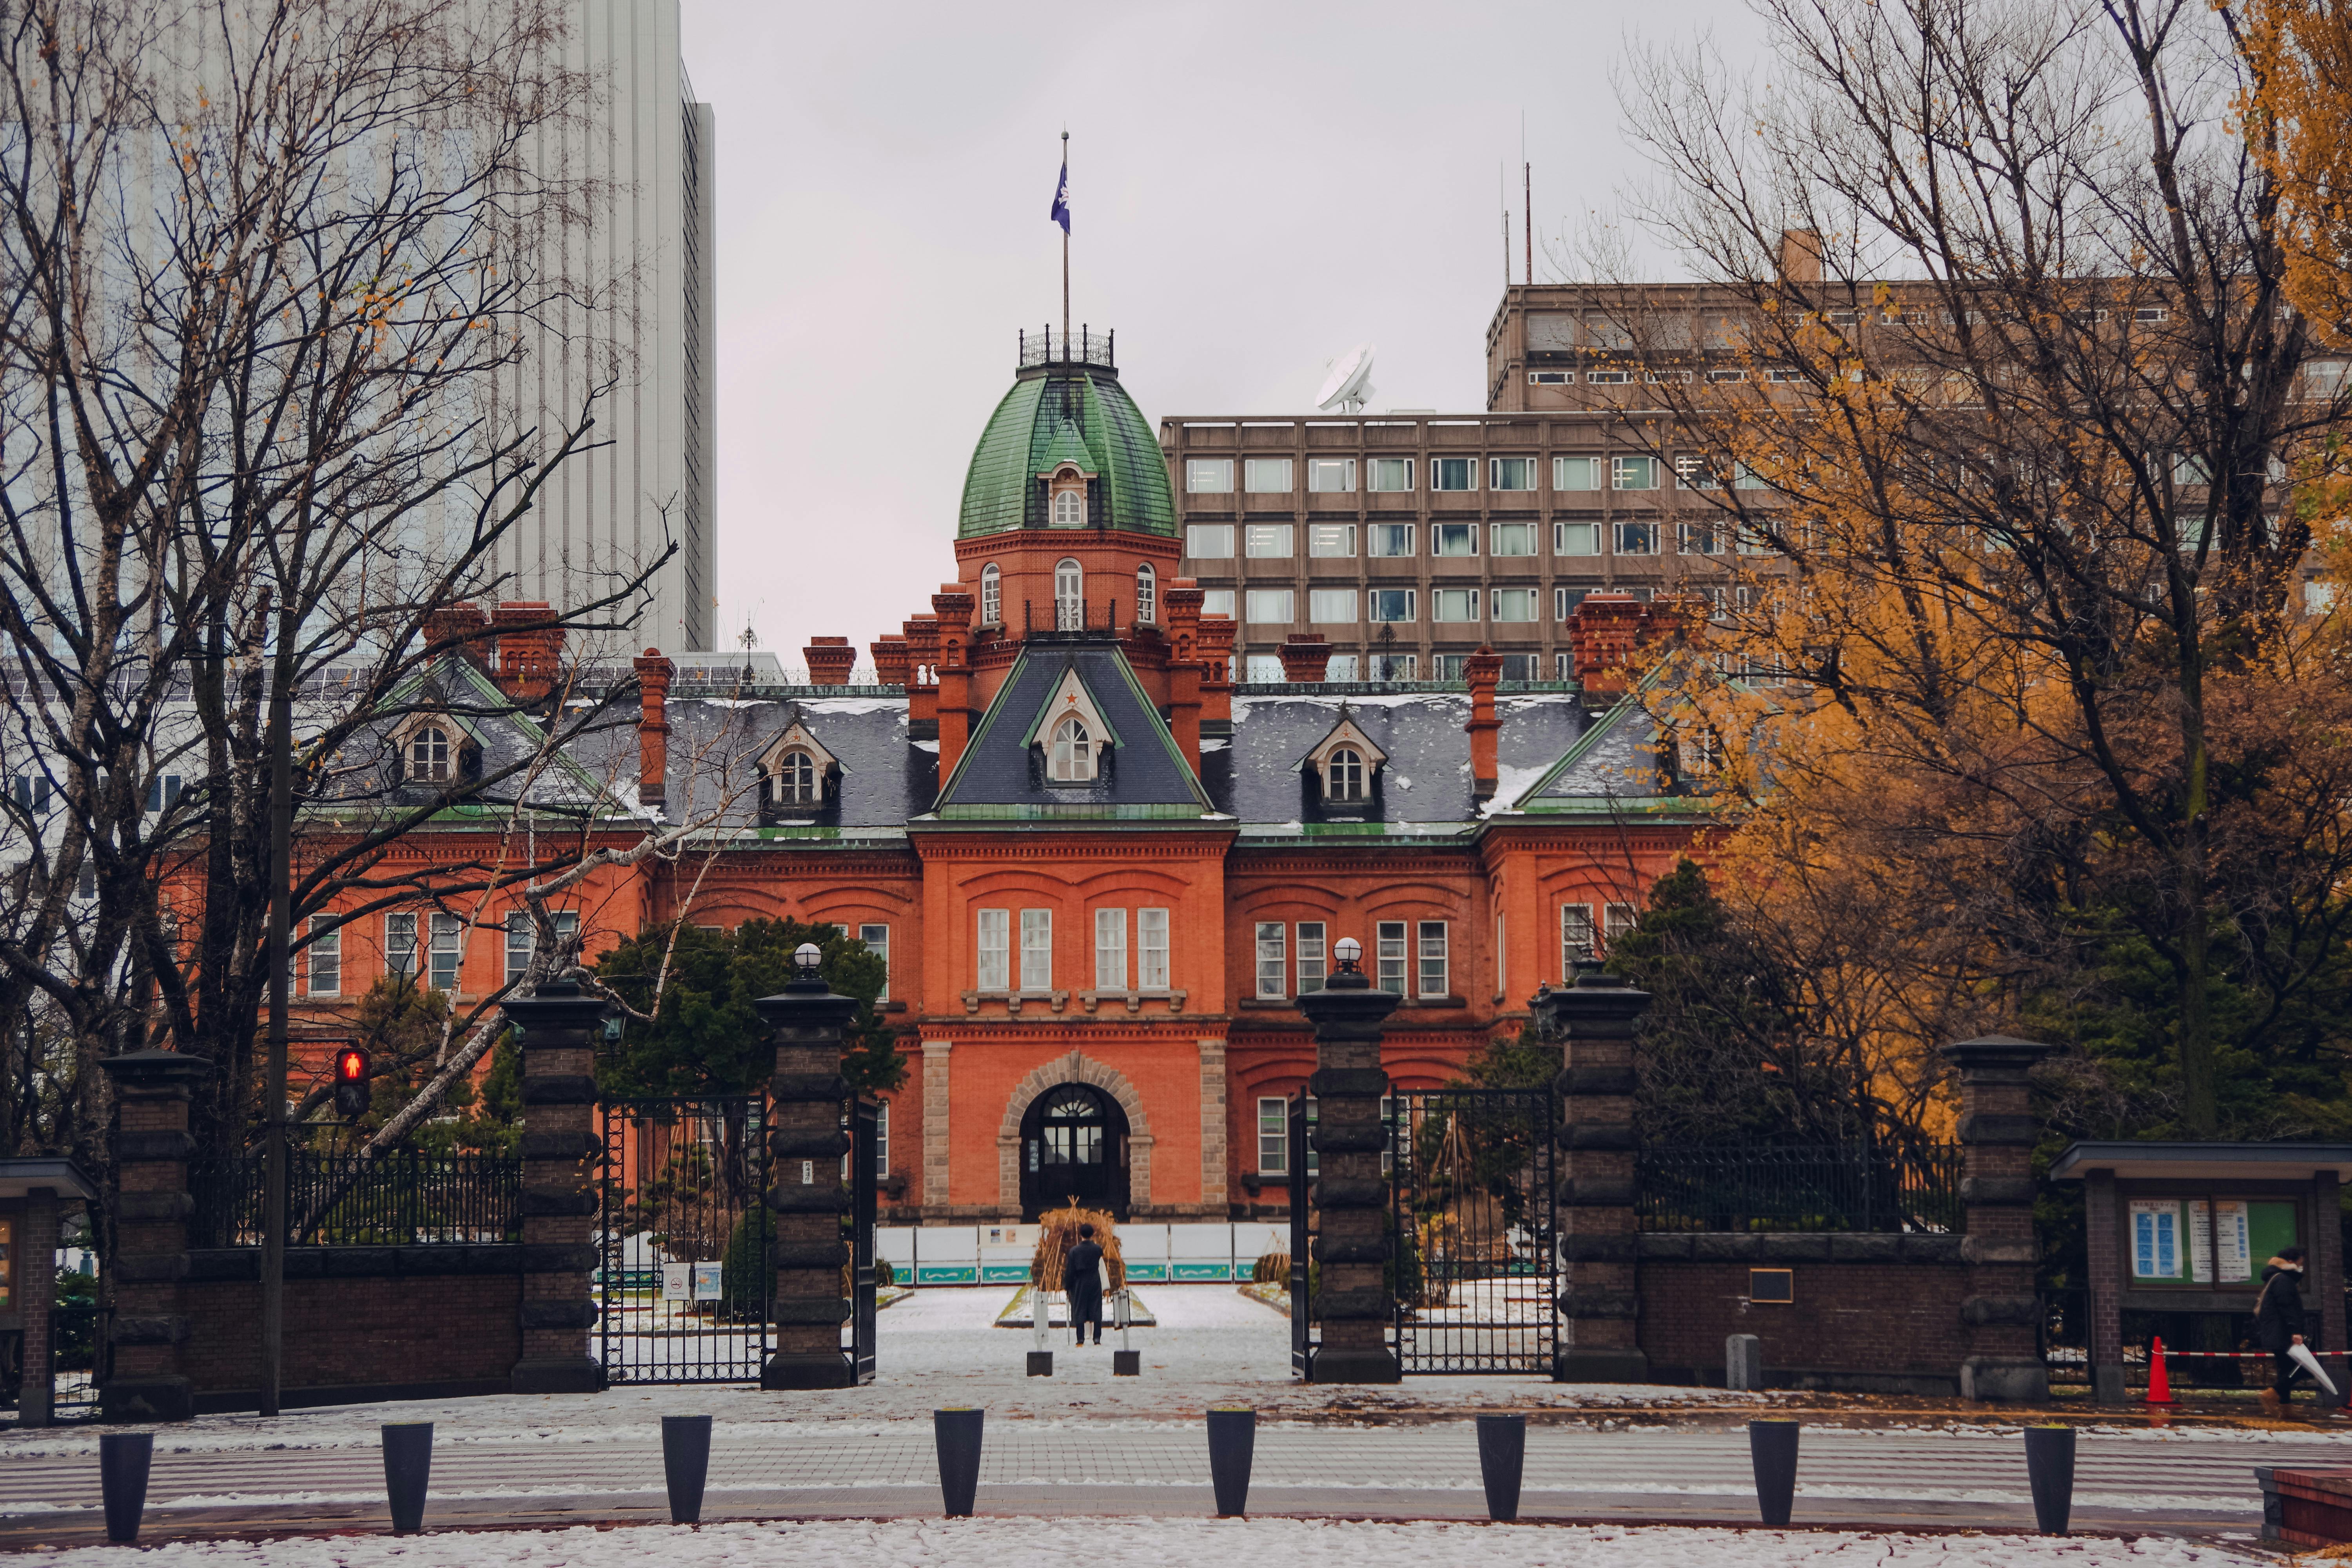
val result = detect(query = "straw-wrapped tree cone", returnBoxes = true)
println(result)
[1031,1202,1125,1290]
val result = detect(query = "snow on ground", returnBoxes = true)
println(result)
[32,1519,2255,1567]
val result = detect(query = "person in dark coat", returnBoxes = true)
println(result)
[1064,1224,1105,1347]
[2256,1245,2310,1412]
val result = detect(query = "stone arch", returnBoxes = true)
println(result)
[997,1051,1155,1211]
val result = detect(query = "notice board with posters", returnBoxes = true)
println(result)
[2125,1195,2301,1288]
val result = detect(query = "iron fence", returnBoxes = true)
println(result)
[191,1150,522,1246]
[1634,1144,1964,1234]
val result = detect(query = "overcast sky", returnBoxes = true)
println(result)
[678,0,1769,662]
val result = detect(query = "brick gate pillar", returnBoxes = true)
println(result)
[1534,966,1654,1383]
[1943,1034,2056,1403]
[2085,1166,2125,1403]
[1296,936,1401,1383]
[756,946,859,1389]
[505,982,612,1394]
[97,1049,211,1422]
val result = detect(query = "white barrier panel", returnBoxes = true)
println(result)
[880,1221,1292,1285]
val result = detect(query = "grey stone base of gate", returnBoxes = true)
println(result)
[761,1351,855,1390]
[512,1355,605,1394]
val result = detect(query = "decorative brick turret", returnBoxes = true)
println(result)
[804,636,857,688]
[757,955,860,1388]
[1163,579,1205,772]
[931,585,976,783]
[633,648,673,809]
[1464,644,1503,799]
[505,982,613,1395]
[98,1049,211,1421]
[905,614,942,735]
[1278,633,1332,684]
[1195,609,1236,730]
[1296,939,1403,1383]
[870,635,911,687]
[1568,594,1650,695]
[1534,966,1654,1383]
[423,602,492,661]
[1943,1034,2056,1401]
[492,602,563,702]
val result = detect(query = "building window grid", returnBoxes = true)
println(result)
[1020,909,1053,991]
[308,917,341,997]
[977,908,1010,991]
[1255,922,1287,999]
[980,564,1001,624]
[1296,922,1327,994]
[1140,908,1170,989]
[1417,921,1448,998]
[1562,903,1595,972]
[1258,1096,1288,1175]
[386,913,418,979]
[859,923,890,1000]
[429,913,463,992]
[1376,921,1408,996]
[1136,564,1156,624]
[1094,908,1128,991]
[1604,902,1639,949]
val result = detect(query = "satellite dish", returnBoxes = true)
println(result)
[1316,342,1377,414]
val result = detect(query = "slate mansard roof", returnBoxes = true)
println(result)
[933,639,1213,820]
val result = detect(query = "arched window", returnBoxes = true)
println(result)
[980,563,1001,625]
[1049,716,1094,781]
[408,725,451,782]
[1327,747,1365,802]
[1136,563,1157,623]
[1052,486,1085,527]
[771,750,818,806]
[1054,559,1084,630]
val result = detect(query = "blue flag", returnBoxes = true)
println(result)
[1050,158,1070,234]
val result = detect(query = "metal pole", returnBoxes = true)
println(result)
[1061,130,1070,347]
[1524,162,1533,285]
[259,612,294,1417]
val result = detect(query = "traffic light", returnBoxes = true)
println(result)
[333,1046,372,1120]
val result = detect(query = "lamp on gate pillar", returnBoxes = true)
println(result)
[1530,962,1653,1384]
[755,942,860,1389]
[1295,935,1403,1383]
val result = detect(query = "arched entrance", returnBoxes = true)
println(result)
[1018,1082,1131,1221]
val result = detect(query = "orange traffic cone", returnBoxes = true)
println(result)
[2145,1335,2178,1406]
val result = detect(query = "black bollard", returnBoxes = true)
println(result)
[1206,1406,1256,1517]
[1748,1419,1799,1528]
[1112,1349,1141,1376]
[381,1422,434,1535]
[1475,1414,1526,1522]
[662,1415,713,1525]
[98,1432,152,1545]
[2023,1425,2076,1536]
[935,1408,984,1518]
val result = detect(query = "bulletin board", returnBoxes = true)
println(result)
[2125,1193,2301,1290]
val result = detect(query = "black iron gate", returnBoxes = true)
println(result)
[1389,1087,1558,1374]
[599,1096,770,1384]
[1288,1091,1316,1377]
[849,1096,879,1383]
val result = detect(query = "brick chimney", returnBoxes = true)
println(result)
[1195,603,1237,731]
[492,601,563,702]
[931,584,976,784]
[1779,227,1823,284]
[1278,632,1332,684]
[1568,593,1650,696]
[424,602,492,663]
[633,647,673,809]
[804,635,856,688]
[1464,644,1503,800]
[904,614,941,732]
[1163,578,1205,773]
[870,635,911,687]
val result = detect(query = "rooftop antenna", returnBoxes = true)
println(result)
[1523,113,1532,286]
[1500,162,1510,292]
[1316,342,1376,416]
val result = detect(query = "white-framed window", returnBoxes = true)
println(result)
[978,908,1010,990]
[1556,652,1575,680]
[1245,588,1296,624]
[1492,588,1539,622]
[1368,457,1413,492]
[1495,912,1506,998]
[1327,748,1366,801]
[1616,520,1659,555]
[1186,457,1235,493]
[1430,456,1475,492]
[1136,563,1156,624]
[1554,521,1601,556]
[1367,523,1414,557]
[1326,653,1360,681]
[1296,922,1327,993]
[408,724,452,782]
[1528,370,1570,385]
[1245,653,1285,681]
[1255,921,1287,998]
[1432,522,1477,557]
[1585,369,1630,385]
[1555,587,1592,621]
[429,912,464,991]
[1433,654,1468,681]
[1679,521,1723,556]
[1020,909,1053,990]
[307,917,341,997]
[1367,653,1416,680]
[143,775,183,813]
[1432,588,1480,622]
[1052,487,1085,527]
[1490,522,1536,556]
[1501,653,1540,681]
[1708,367,1748,383]
[386,913,419,979]
[1376,921,1408,995]
[980,563,1002,624]
[1259,1096,1289,1174]
[11,773,49,809]
[1049,716,1095,781]
[875,1100,890,1178]
[1490,457,1536,491]
[1604,902,1639,948]
[1674,455,1721,490]
[1368,588,1416,622]
[859,923,890,1000]
[1140,908,1170,989]
[770,750,820,806]
[1417,920,1448,997]
[1561,903,1595,969]
[1307,458,1356,493]
[1309,588,1357,624]
[1245,523,1294,558]
[1054,559,1084,630]
[1095,908,1128,991]
[1245,457,1294,493]
[1186,523,1236,558]
[1613,455,1659,490]
[504,910,579,986]
[1307,522,1356,557]
[1201,588,1236,618]
[1554,456,1602,491]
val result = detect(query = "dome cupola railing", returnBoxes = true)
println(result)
[1019,324,1114,371]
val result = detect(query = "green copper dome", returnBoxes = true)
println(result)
[957,360,1177,539]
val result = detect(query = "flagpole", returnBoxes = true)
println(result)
[1061,129,1070,349]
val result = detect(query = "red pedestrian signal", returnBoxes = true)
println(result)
[333,1047,372,1120]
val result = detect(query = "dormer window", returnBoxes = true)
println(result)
[1050,716,1094,781]
[409,726,452,782]
[770,750,820,805]
[1052,489,1084,527]
[1327,747,1366,802]
[757,721,840,815]
[1031,665,1114,786]
[1304,713,1388,806]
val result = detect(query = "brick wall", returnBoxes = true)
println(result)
[1637,1244,1969,1396]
